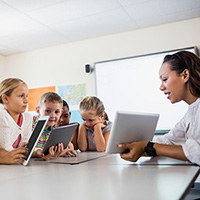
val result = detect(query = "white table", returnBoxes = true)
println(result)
[0,153,199,200]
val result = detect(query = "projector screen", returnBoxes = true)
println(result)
[95,47,195,131]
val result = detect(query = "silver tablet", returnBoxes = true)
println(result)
[106,111,159,154]
[42,123,78,155]
[23,116,49,166]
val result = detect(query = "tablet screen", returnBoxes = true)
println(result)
[23,120,47,160]
[42,124,78,155]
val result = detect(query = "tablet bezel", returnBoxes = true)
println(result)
[22,116,49,166]
[106,111,159,154]
[42,123,78,155]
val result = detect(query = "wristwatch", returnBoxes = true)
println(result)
[145,142,157,157]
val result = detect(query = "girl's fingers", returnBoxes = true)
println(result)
[15,147,28,154]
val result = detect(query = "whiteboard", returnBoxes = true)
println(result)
[95,47,195,131]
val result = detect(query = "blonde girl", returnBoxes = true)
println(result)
[78,96,112,152]
[0,78,32,161]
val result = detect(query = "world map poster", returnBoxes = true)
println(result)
[57,84,86,105]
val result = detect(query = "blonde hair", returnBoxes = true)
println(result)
[0,78,26,104]
[79,96,109,120]
[38,92,63,107]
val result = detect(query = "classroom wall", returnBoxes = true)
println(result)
[1,17,200,95]
[0,55,5,80]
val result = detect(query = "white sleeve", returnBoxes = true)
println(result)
[182,139,200,165]
[153,102,200,165]
[0,113,14,151]
[20,112,32,144]
[153,114,188,145]
[181,105,200,165]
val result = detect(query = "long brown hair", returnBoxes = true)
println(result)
[162,51,200,97]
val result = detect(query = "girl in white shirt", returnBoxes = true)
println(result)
[0,78,32,164]
[118,51,200,165]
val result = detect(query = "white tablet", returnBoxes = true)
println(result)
[106,111,159,154]
[42,123,78,155]
[23,116,49,166]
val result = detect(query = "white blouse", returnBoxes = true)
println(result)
[0,108,32,151]
[154,98,200,165]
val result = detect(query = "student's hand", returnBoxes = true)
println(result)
[48,143,64,158]
[94,122,106,130]
[80,123,92,132]
[60,142,77,157]
[0,143,28,164]
[82,122,105,132]
[34,149,45,159]
[33,148,52,161]
[32,145,63,161]
[42,146,55,161]
[118,141,148,162]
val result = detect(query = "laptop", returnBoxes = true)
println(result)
[22,116,49,166]
[106,111,159,154]
[42,123,78,155]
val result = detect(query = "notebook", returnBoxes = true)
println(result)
[106,111,159,154]
[22,116,49,166]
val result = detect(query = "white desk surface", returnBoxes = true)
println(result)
[0,153,199,200]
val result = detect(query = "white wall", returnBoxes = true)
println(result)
[2,17,200,96]
[0,55,5,80]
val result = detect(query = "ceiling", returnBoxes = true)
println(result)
[0,0,200,56]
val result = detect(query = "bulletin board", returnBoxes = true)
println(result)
[28,86,56,111]
[95,47,196,131]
